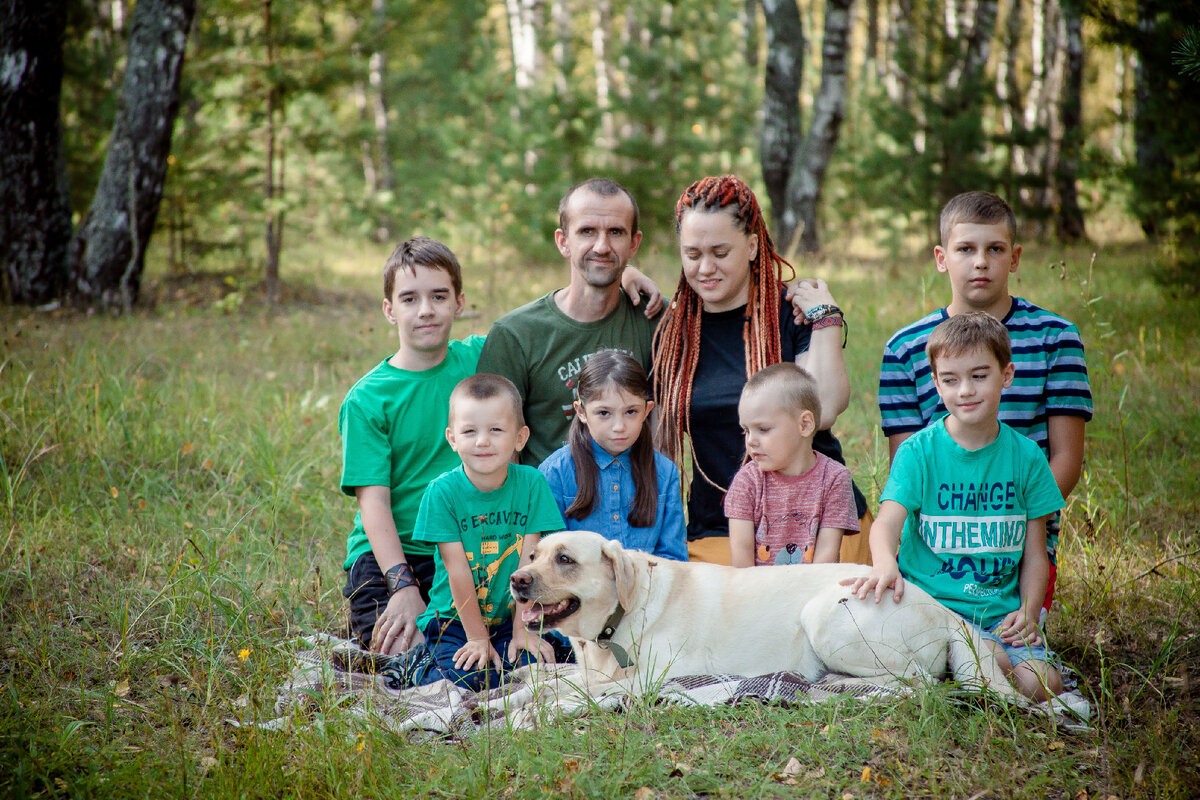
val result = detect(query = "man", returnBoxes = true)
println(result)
[478,178,661,466]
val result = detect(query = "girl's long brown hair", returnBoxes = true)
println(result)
[567,350,659,528]
[651,175,795,487]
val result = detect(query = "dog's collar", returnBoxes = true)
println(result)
[595,603,634,668]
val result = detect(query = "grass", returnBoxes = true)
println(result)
[1,233,1198,798]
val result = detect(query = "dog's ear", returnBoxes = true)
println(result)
[601,538,638,609]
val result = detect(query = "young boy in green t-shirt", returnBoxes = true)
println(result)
[339,236,483,655]
[850,313,1065,701]
[410,373,565,690]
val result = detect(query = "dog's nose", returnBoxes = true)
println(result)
[511,571,531,590]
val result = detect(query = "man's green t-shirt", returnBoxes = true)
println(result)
[883,420,1064,628]
[414,464,564,629]
[338,336,485,569]
[477,291,658,467]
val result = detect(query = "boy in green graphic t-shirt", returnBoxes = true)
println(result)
[411,374,565,691]
[848,313,1065,702]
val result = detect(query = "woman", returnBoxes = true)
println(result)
[652,174,870,564]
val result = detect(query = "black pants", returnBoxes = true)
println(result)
[342,551,436,649]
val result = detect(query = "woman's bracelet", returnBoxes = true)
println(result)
[810,310,849,348]
[384,562,420,596]
[805,303,843,323]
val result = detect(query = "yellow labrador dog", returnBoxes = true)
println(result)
[510,530,1018,699]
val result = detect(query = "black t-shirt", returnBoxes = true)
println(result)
[684,292,866,540]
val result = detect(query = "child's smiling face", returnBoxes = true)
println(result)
[446,395,528,486]
[575,384,654,457]
[932,345,1015,432]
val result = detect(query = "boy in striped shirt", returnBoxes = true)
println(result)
[877,191,1092,620]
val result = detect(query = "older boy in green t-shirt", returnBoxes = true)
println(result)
[339,236,482,655]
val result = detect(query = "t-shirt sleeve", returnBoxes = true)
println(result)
[526,470,568,534]
[880,438,925,512]
[1044,322,1093,420]
[723,463,759,521]
[477,322,529,402]
[879,333,923,436]
[819,463,861,532]
[338,392,391,496]
[413,478,462,544]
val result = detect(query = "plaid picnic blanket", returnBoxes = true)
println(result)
[252,635,1090,740]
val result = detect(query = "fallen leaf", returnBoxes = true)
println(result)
[114,680,130,698]
[781,758,802,777]
[633,788,655,800]
[1048,741,1065,751]
[202,458,213,470]
[181,442,196,456]
[806,766,827,779]
[199,755,218,770]
[1074,789,1088,800]
[860,766,872,782]
[109,487,119,499]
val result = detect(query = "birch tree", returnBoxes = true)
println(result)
[69,0,195,311]
[761,0,854,253]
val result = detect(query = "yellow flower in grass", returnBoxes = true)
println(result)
[238,648,251,661]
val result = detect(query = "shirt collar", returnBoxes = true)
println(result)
[590,437,631,471]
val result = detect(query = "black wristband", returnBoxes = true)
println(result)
[384,562,419,596]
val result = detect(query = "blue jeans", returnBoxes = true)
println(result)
[420,616,540,691]
[974,620,1060,669]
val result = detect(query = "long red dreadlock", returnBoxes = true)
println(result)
[651,175,796,488]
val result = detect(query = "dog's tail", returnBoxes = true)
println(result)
[946,619,1023,702]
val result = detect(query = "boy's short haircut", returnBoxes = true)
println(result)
[449,373,525,427]
[383,235,464,299]
[927,312,1012,373]
[938,191,1017,246]
[558,177,640,236]
[743,362,822,422]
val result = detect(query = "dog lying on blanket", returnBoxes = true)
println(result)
[509,530,1020,700]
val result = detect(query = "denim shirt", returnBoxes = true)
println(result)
[539,439,688,561]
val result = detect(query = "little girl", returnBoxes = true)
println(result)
[539,350,688,561]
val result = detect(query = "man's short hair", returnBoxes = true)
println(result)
[742,362,821,422]
[449,373,525,427]
[927,312,1013,372]
[558,178,639,236]
[938,191,1017,246]
[383,235,464,299]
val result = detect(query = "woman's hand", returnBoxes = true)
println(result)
[786,278,839,324]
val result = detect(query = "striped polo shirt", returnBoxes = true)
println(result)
[878,296,1093,454]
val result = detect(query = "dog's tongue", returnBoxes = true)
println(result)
[521,600,567,622]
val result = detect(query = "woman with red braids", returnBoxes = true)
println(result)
[652,174,870,564]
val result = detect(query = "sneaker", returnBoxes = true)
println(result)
[381,643,434,690]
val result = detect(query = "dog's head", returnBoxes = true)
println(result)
[509,530,639,638]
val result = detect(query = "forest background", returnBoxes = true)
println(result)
[1,0,1198,308]
[1,0,1199,798]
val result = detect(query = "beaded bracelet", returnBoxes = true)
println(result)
[805,303,843,323]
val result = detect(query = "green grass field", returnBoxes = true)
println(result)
[1,236,1197,798]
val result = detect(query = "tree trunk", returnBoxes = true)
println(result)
[591,0,615,158]
[69,0,195,312]
[263,0,282,304]
[1,0,72,306]
[996,0,1023,203]
[759,0,804,236]
[783,0,853,254]
[505,0,540,90]
[939,0,999,202]
[369,0,394,195]
[1054,0,1085,241]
